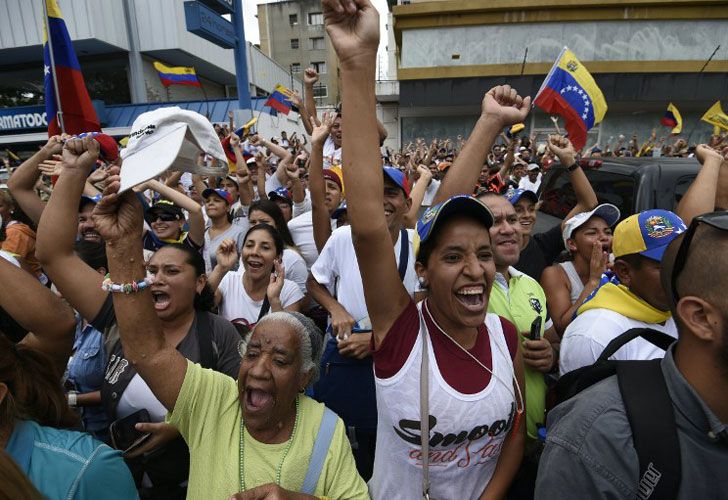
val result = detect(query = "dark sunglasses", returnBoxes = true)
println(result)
[149,213,179,223]
[670,212,728,303]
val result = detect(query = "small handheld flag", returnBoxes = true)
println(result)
[43,0,101,136]
[533,47,607,150]
[265,85,293,115]
[660,103,682,134]
[153,62,201,88]
[701,101,728,131]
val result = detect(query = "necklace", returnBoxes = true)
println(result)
[239,395,300,492]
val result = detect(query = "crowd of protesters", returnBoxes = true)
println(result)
[1,1,728,499]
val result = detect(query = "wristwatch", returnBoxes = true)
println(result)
[67,391,78,408]
[567,162,580,172]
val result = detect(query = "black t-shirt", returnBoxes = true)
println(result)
[515,224,564,281]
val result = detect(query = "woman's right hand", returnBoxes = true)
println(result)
[92,166,144,244]
[216,239,239,270]
[330,303,356,341]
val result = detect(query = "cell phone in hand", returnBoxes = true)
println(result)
[110,409,152,453]
[529,316,543,341]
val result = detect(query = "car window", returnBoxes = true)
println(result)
[540,168,636,220]
[672,175,695,209]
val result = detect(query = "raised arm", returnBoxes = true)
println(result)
[7,136,64,224]
[0,257,76,376]
[404,164,432,228]
[324,0,409,345]
[433,86,531,204]
[35,138,108,323]
[303,68,320,125]
[547,135,599,229]
[677,145,726,225]
[93,162,187,411]
[290,91,314,136]
[309,113,335,251]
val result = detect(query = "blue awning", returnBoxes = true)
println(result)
[104,97,275,128]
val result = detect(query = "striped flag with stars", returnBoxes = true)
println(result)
[533,47,607,150]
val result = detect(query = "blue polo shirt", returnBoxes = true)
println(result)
[6,420,137,499]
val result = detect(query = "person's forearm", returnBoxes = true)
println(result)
[568,165,598,214]
[207,264,231,292]
[261,138,293,164]
[269,296,283,312]
[164,170,183,188]
[36,168,88,262]
[7,148,52,224]
[309,143,331,251]
[404,177,429,228]
[290,178,305,204]
[434,116,501,204]
[146,179,201,214]
[307,275,343,314]
[677,154,722,225]
[76,390,102,407]
[298,102,314,135]
[83,181,101,197]
[304,83,318,125]
[716,158,728,210]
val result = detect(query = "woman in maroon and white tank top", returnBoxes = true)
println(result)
[327,3,531,495]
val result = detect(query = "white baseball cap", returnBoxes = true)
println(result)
[119,107,228,192]
[527,163,540,171]
[562,203,621,248]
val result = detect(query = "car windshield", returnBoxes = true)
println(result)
[540,168,636,221]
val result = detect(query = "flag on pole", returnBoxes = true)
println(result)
[660,103,683,134]
[43,0,100,136]
[533,47,607,150]
[234,116,258,138]
[701,101,728,131]
[153,62,201,88]
[265,85,293,115]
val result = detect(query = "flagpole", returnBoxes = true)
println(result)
[687,45,721,143]
[42,0,65,134]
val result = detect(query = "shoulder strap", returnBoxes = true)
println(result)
[398,229,409,282]
[257,294,271,322]
[197,312,215,370]
[598,328,675,362]
[301,407,338,494]
[419,314,430,499]
[617,360,680,500]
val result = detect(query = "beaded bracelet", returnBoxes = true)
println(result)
[101,274,154,294]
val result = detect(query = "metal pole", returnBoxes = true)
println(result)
[231,0,252,110]
[122,0,147,104]
[42,0,65,134]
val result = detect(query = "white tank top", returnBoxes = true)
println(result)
[368,303,518,499]
[558,261,585,303]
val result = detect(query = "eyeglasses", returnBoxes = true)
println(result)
[670,212,728,303]
[150,213,179,223]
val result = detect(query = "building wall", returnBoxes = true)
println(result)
[258,0,340,105]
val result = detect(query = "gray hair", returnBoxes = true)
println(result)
[246,312,324,386]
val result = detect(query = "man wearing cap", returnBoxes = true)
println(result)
[511,135,600,281]
[559,209,686,375]
[307,166,422,480]
[518,163,542,192]
[537,211,728,499]
[268,187,294,222]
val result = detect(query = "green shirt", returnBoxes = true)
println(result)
[488,266,550,441]
[168,360,369,499]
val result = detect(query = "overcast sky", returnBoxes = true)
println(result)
[242,0,391,78]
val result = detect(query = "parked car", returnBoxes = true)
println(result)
[534,156,700,233]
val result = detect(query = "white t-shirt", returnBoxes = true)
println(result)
[287,210,336,270]
[417,178,441,207]
[282,248,308,295]
[217,270,304,324]
[310,225,419,324]
[559,309,678,375]
[518,175,542,193]
[322,136,341,168]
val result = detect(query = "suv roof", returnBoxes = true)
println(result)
[534,156,699,233]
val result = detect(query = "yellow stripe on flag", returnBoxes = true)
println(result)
[556,48,608,125]
[45,0,63,19]
[701,101,728,131]
[153,61,197,76]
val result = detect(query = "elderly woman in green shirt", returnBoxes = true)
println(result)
[72,134,368,499]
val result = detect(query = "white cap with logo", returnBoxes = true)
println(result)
[562,203,621,249]
[119,107,228,192]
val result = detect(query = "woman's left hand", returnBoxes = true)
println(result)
[229,483,316,499]
[92,166,144,244]
[522,337,555,373]
[124,422,180,459]
[266,259,285,299]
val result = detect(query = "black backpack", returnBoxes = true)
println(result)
[552,328,680,500]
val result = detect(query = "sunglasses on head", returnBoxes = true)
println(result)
[670,211,728,303]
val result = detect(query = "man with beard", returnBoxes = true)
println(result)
[536,211,728,499]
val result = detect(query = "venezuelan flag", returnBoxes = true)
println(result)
[265,85,292,115]
[43,0,100,137]
[660,103,682,134]
[153,62,201,88]
[534,47,607,150]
